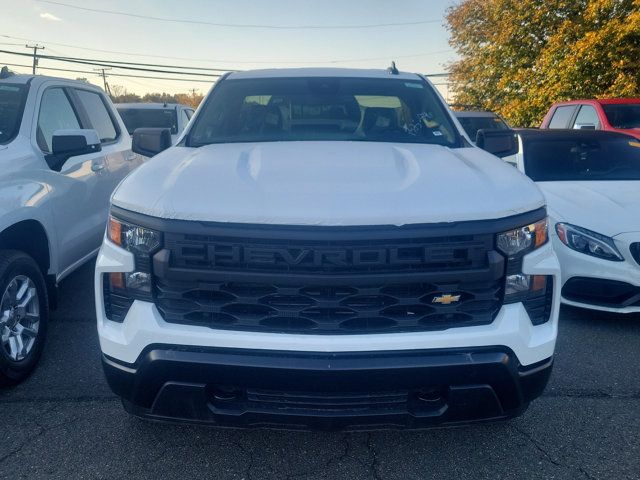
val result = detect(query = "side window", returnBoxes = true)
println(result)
[185,109,194,120]
[548,105,577,129]
[75,89,118,143]
[181,109,191,126]
[573,105,601,130]
[37,88,81,153]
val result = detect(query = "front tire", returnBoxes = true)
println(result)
[0,250,49,387]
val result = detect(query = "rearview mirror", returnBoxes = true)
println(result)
[47,129,101,171]
[476,129,519,158]
[132,128,172,157]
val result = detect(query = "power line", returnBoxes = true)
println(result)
[1,34,453,65]
[38,1,442,30]
[0,62,217,83]
[0,49,224,77]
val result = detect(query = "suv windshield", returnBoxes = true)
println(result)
[0,83,27,144]
[187,77,461,147]
[602,104,640,129]
[525,136,640,181]
[116,107,178,134]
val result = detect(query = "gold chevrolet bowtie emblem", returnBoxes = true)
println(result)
[432,294,461,305]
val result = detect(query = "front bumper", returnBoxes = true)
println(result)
[95,224,560,429]
[102,346,553,430]
[553,232,640,313]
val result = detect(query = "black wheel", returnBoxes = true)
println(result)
[0,250,49,387]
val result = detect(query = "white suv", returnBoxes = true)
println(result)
[0,68,144,385]
[96,68,560,430]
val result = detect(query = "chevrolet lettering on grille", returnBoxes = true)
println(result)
[204,244,468,268]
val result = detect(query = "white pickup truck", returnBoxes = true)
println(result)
[0,68,143,385]
[97,68,561,430]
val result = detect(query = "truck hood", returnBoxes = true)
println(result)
[112,141,544,226]
[538,181,640,237]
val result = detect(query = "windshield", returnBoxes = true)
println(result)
[602,104,640,129]
[116,107,178,134]
[456,115,509,141]
[0,83,27,144]
[187,77,461,147]
[524,136,640,181]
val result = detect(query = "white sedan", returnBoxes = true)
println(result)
[509,129,640,313]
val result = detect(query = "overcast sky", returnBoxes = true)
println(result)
[0,0,458,97]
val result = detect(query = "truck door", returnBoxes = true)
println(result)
[35,86,106,274]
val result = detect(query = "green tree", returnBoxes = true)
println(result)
[446,0,640,127]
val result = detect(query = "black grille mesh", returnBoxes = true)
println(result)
[154,229,503,334]
[155,278,503,334]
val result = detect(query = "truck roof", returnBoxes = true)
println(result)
[227,67,422,81]
[0,71,104,90]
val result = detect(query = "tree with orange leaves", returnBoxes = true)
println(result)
[447,0,640,126]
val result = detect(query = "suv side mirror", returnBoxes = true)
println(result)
[48,129,102,171]
[476,129,519,158]
[132,128,172,157]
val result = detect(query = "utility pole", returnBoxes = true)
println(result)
[25,44,45,74]
[94,68,112,96]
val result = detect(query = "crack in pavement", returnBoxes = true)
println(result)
[365,433,384,480]
[230,434,263,480]
[0,404,80,467]
[511,424,598,480]
[283,433,354,480]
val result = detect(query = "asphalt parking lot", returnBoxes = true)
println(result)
[1,261,639,479]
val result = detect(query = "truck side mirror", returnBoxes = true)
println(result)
[476,129,519,158]
[132,128,172,157]
[48,129,102,171]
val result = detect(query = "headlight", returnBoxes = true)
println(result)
[108,216,161,254]
[556,223,623,261]
[497,217,553,325]
[104,214,163,322]
[496,218,548,256]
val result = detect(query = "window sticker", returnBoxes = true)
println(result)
[404,82,424,89]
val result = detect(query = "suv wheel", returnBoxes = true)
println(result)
[0,250,48,386]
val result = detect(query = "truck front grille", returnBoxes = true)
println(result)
[151,223,505,334]
[155,278,503,334]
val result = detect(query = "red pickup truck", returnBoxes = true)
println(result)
[540,98,640,140]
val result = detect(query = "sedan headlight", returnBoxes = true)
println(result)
[103,214,163,321]
[497,217,553,325]
[555,223,623,261]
